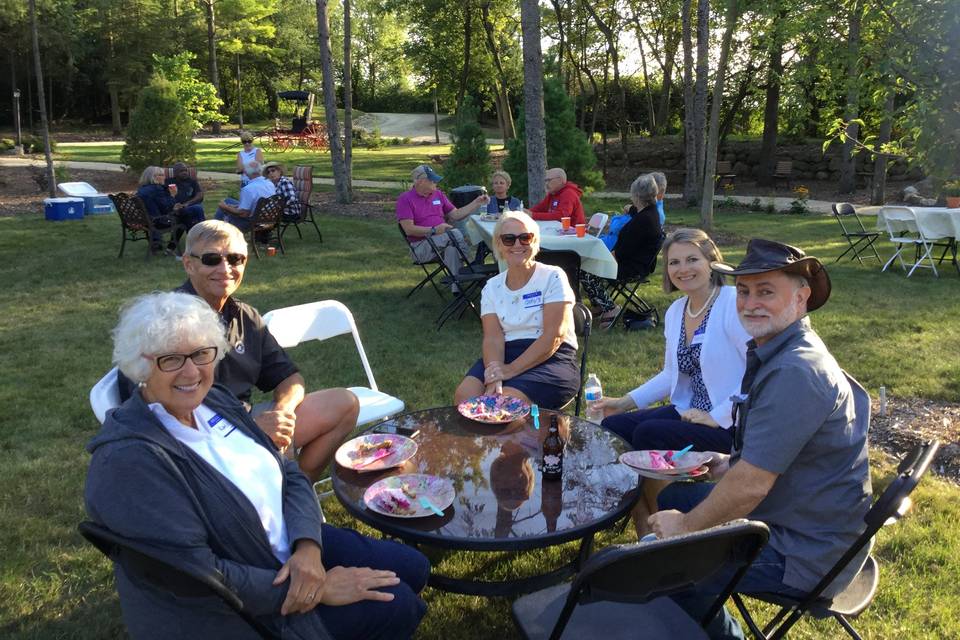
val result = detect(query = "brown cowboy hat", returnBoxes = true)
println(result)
[711,238,831,311]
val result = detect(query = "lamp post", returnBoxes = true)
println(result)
[12,88,22,154]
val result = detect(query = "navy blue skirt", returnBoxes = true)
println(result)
[465,339,580,410]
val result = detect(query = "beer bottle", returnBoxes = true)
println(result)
[542,415,564,480]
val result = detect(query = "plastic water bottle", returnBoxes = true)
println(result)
[584,373,603,422]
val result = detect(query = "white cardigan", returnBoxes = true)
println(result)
[627,285,751,428]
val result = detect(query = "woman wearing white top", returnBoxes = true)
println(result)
[595,228,750,454]
[236,130,264,187]
[454,211,580,410]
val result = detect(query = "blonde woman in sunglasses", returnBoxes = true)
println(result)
[454,211,580,410]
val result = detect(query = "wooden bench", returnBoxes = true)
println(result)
[715,161,736,188]
[772,160,793,189]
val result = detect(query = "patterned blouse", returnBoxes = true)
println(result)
[676,303,713,412]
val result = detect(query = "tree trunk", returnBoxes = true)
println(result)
[871,85,895,205]
[549,0,567,90]
[109,82,122,135]
[692,0,709,194]
[699,0,740,229]
[520,0,547,205]
[315,0,350,203]
[838,0,863,194]
[456,1,473,115]
[203,0,222,134]
[757,10,786,186]
[657,32,680,134]
[637,31,656,133]
[343,0,353,190]
[236,53,243,128]
[29,0,55,197]
[681,0,697,202]
[582,1,627,162]
[481,2,515,140]
[433,88,440,144]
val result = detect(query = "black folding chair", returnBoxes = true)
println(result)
[537,249,582,293]
[78,521,281,640]
[566,303,592,416]
[732,439,940,640]
[425,231,496,330]
[512,519,770,640]
[833,203,882,265]
[397,223,448,299]
[603,233,665,329]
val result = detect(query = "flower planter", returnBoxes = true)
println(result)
[947,196,960,209]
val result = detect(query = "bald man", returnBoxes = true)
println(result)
[527,168,585,226]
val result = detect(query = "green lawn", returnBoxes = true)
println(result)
[0,203,957,638]
[55,140,468,184]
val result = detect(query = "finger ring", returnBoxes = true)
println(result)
[307,592,316,601]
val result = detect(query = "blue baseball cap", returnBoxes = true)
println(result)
[412,164,443,183]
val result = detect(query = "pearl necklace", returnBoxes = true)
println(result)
[686,286,718,319]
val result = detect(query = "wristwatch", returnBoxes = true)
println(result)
[430,226,437,236]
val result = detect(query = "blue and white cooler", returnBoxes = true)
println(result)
[44,197,85,221]
[58,182,115,215]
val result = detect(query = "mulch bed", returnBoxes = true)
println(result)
[870,397,960,483]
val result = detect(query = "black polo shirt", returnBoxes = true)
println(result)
[118,283,299,405]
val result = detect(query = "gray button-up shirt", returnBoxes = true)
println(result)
[732,317,872,596]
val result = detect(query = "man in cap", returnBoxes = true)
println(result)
[263,161,301,221]
[527,167,585,226]
[647,239,872,639]
[165,162,206,231]
[214,161,275,232]
[396,164,489,292]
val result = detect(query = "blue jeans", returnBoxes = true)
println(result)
[214,198,251,232]
[602,405,735,453]
[657,483,807,639]
[314,524,429,640]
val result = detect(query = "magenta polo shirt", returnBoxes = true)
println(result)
[396,187,455,241]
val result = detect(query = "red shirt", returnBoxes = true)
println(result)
[529,181,585,226]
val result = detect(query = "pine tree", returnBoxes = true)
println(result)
[121,79,197,174]
[443,96,491,188]
[504,78,603,199]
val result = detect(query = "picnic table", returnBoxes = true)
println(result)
[465,215,619,279]
[331,406,640,597]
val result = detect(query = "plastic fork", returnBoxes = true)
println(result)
[531,404,540,430]
[667,444,694,463]
[418,496,444,516]
[355,448,393,468]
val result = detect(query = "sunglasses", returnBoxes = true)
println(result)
[191,252,247,267]
[500,233,535,246]
[154,346,218,372]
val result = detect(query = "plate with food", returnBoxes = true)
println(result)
[458,395,531,424]
[479,212,500,222]
[363,474,455,518]
[619,449,713,475]
[335,433,417,472]
[625,463,710,481]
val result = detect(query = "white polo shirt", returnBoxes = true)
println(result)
[480,262,578,348]
[149,402,291,563]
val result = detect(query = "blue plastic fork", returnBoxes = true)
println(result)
[531,404,540,430]
[418,496,444,516]
[667,444,694,463]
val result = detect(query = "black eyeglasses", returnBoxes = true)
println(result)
[499,233,535,246]
[154,346,218,372]
[190,252,247,267]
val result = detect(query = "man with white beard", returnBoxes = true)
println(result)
[644,239,872,640]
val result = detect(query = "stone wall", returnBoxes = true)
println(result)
[598,139,925,182]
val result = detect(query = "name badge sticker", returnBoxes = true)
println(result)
[208,413,236,438]
[691,325,707,344]
[522,290,544,308]
[432,199,441,205]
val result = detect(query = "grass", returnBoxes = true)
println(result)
[0,201,958,639]
[55,140,462,184]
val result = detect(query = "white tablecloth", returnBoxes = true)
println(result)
[465,215,619,279]
[877,206,960,239]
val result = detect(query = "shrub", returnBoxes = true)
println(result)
[443,96,491,188]
[152,53,227,131]
[365,126,385,150]
[0,138,13,151]
[121,79,196,174]
[504,77,604,198]
[20,134,56,154]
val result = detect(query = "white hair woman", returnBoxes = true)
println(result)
[486,170,522,214]
[135,166,177,254]
[583,173,665,328]
[453,211,580,409]
[86,291,429,640]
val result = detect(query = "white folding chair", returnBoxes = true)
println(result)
[262,300,405,427]
[587,212,609,237]
[90,367,121,424]
[881,206,946,277]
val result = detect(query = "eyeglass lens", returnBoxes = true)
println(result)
[156,347,219,372]
[194,252,247,266]
[500,233,534,246]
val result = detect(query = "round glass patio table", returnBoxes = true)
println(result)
[331,406,640,596]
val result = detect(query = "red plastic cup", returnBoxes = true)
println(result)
[267,246,277,257]
[575,223,586,238]
[168,183,178,197]
[561,216,571,230]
